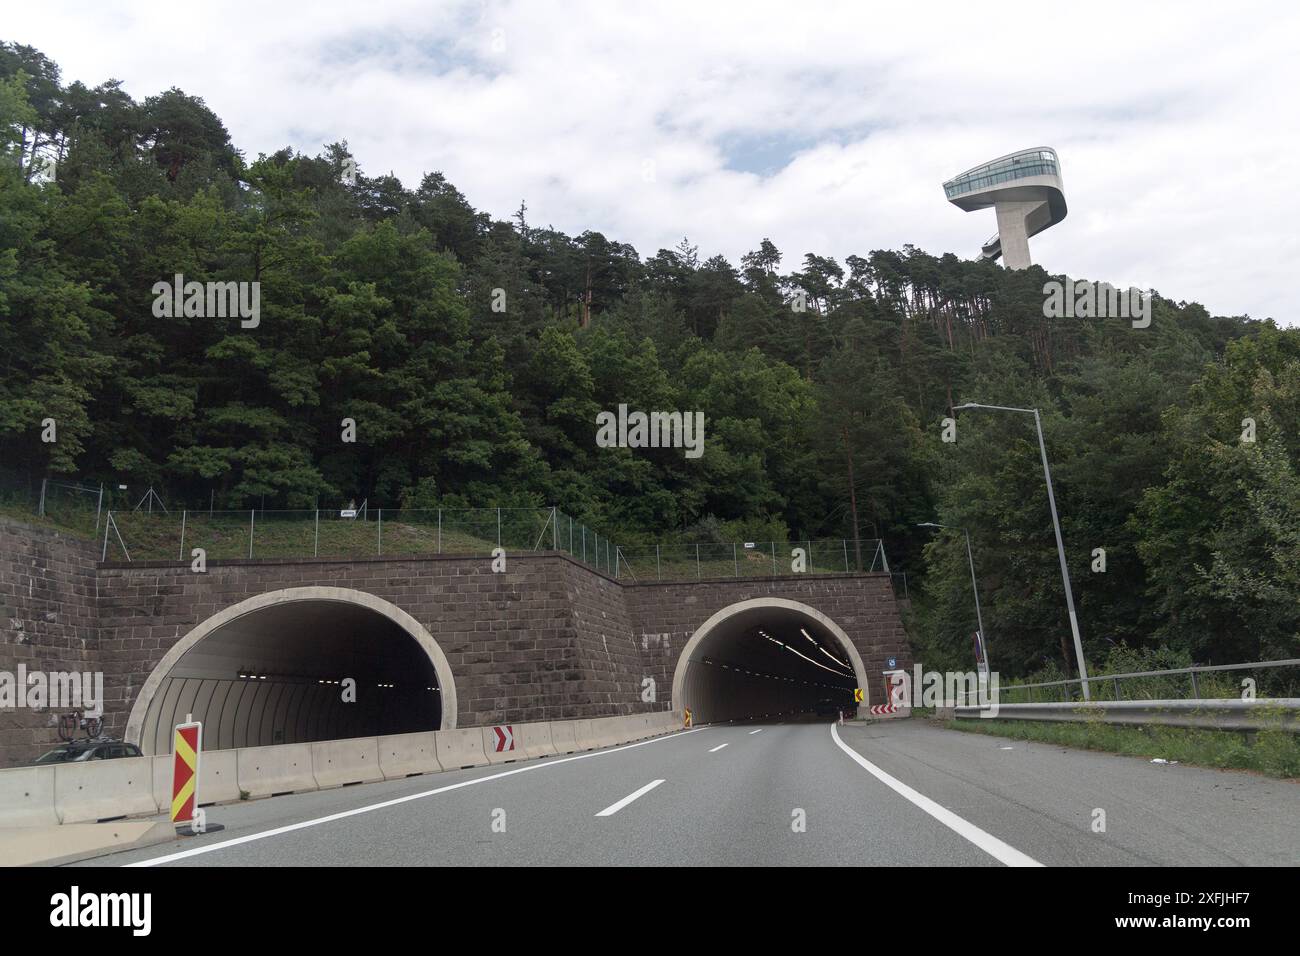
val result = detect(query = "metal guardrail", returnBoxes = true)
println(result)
[952,698,1300,733]
[1000,658,1300,702]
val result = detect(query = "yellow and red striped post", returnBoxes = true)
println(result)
[171,719,201,825]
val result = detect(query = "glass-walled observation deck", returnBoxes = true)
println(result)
[943,148,1060,200]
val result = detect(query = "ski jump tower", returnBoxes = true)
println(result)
[943,147,1067,270]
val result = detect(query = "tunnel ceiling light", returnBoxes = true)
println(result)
[799,628,851,670]
[775,639,855,679]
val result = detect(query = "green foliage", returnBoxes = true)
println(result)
[947,717,1300,780]
[1,41,1294,680]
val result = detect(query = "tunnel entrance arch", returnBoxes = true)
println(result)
[671,598,871,724]
[125,587,458,753]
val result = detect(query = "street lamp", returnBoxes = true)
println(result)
[918,522,988,672]
[951,402,1091,700]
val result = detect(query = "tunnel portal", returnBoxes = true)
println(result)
[671,599,867,724]
[128,591,454,754]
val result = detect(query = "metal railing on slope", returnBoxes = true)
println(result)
[950,658,1300,733]
[998,658,1300,703]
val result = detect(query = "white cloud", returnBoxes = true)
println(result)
[8,0,1297,320]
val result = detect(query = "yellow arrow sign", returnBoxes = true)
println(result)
[853,688,863,703]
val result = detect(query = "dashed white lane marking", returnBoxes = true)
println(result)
[595,779,665,816]
[749,729,763,735]
[127,728,705,866]
[708,743,729,752]
[829,723,1043,867]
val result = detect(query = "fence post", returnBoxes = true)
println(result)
[378,509,383,556]
[582,525,586,563]
[314,509,319,557]
[771,541,776,576]
[497,508,502,549]
[552,507,558,551]
[38,477,47,517]
[179,509,187,562]
[1112,677,1121,700]
[437,509,442,554]
[733,543,738,578]
[101,510,111,561]
[1190,670,1200,699]
[696,543,701,580]
[843,539,849,572]
[95,483,104,533]
[656,545,661,581]
[249,509,255,559]
[807,539,812,572]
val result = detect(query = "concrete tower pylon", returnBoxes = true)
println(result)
[944,148,1067,270]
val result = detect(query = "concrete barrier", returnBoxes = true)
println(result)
[589,716,626,749]
[150,748,240,808]
[571,718,598,750]
[378,732,442,780]
[0,765,59,827]
[435,728,489,770]
[200,748,241,804]
[514,722,559,760]
[55,756,158,823]
[236,743,315,799]
[627,714,654,740]
[481,726,524,765]
[312,737,384,789]
[549,720,579,754]
[654,711,680,734]
[0,821,176,867]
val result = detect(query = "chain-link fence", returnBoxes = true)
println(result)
[613,538,889,582]
[96,506,612,565]
[4,474,893,583]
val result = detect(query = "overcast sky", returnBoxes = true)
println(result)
[10,1,1298,322]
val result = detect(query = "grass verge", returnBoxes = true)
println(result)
[944,717,1300,780]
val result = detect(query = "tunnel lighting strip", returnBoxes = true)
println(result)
[757,631,855,679]
[700,657,848,691]
[800,628,851,670]
[232,674,425,689]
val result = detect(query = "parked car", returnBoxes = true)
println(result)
[33,739,142,764]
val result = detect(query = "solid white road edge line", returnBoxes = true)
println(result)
[829,722,1043,867]
[748,729,763,734]
[126,727,706,867]
[595,779,665,816]
[708,743,729,752]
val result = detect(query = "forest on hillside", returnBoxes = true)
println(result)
[3,41,1298,680]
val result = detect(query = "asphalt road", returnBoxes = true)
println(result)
[75,719,1300,867]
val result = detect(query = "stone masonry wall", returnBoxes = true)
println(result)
[0,518,910,765]
[0,519,101,766]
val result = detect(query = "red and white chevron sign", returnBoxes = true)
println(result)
[869,704,897,716]
[493,725,515,752]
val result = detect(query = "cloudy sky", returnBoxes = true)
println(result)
[10,1,1298,321]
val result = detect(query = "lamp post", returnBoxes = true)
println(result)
[918,522,988,672]
[951,403,1091,700]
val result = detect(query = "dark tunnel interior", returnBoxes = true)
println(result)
[677,605,860,724]
[138,600,441,754]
